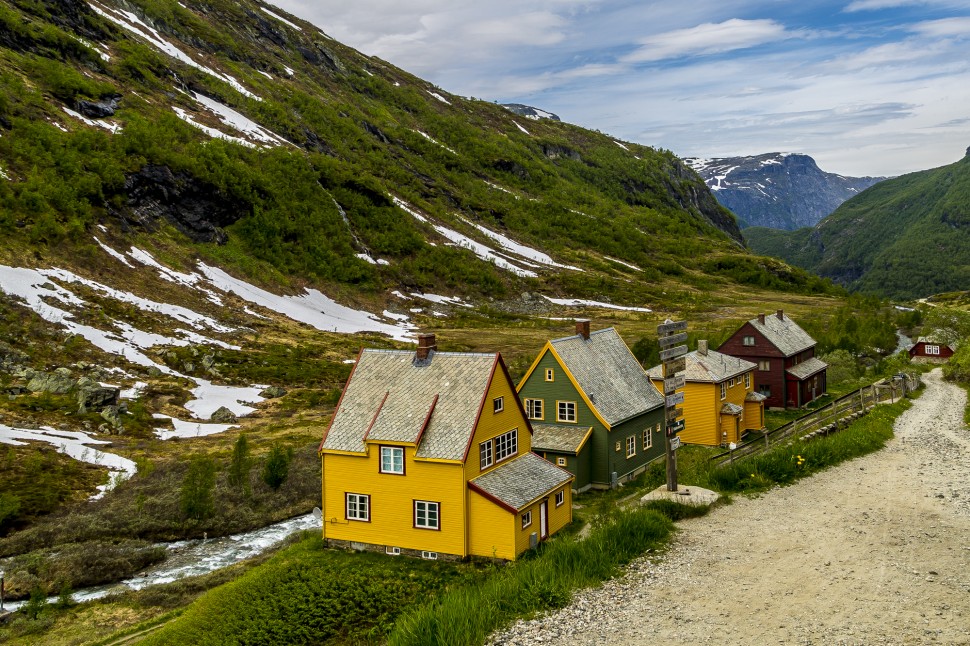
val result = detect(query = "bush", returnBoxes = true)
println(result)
[181,456,216,521]
[261,444,291,491]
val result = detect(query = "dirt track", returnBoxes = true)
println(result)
[492,369,970,645]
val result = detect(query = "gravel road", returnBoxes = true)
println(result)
[491,368,970,645]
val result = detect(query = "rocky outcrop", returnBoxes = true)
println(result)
[259,385,287,398]
[685,153,885,230]
[210,406,237,423]
[119,164,251,244]
[27,368,75,395]
[75,95,121,119]
[501,104,561,121]
[76,378,120,413]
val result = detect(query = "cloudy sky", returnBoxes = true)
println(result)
[270,0,970,177]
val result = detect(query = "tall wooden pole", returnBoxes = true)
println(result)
[658,319,687,492]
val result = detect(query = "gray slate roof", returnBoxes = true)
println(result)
[469,452,573,511]
[550,328,664,426]
[647,348,754,384]
[745,391,768,402]
[748,313,816,356]
[786,356,828,380]
[721,402,743,415]
[321,349,498,460]
[531,424,592,454]
[916,329,959,348]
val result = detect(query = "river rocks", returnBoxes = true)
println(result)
[210,406,237,423]
[259,385,287,398]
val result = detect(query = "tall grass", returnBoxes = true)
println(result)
[388,507,673,646]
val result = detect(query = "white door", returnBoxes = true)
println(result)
[540,500,548,539]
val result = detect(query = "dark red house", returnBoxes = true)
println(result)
[719,310,827,409]
[909,334,957,363]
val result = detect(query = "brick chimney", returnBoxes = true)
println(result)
[698,339,708,356]
[576,319,591,340]
[758,313,766,325]
[776,309,784,321]
[416,333,437,361]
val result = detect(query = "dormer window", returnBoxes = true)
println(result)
[380,446,404,474]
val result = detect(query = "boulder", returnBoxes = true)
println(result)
[100,405,124,432]
[77,381,120,413]
[27,369,75,394]
[75,94,120,119]
[259,385,287,399]
[210,406,237,423]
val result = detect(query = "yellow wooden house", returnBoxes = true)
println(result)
[319,334,573,561]
[647,340,766,446]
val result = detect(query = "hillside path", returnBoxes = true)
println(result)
[490,368,970,645]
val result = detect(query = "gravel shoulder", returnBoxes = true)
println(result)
[491,369,970,645]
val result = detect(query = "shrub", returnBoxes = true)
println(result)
[180,456,216,521]
[261,444,291,491]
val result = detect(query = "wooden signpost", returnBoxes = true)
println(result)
[658,319,687,492]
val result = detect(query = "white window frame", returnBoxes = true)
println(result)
[479,439,494,470]
[379,446,404,474]
[346,493,370,521]
[557,400,577,423]
[729,378,735,387]
[743,335,755,346]
[493,396,504,413]
[744,373,751,389]
[414,500,440,530]
[557,456,567,467]
[626,435,636,458]
[495,429,518,462]
[525,398,544,420]
[643,428,653,450]
[720,382,727,400]
[522,510,532,528]
[926,344,940,355]
[555,490,565,507]
[545,368,555,382]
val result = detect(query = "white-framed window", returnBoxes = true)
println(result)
[421,551,438,560]
[557,456,567,467]
[926,344,940,355]
[643,429,653,450]
[744,373,751,388]
[522,510,532,528]
[414,500,440,530]
[557,401,577,423]
[729,378,735,387]
[495,429,518,462]
[493,396,504,413]
[379,446,404,474]
[545,368,555,382]
[346,493,370,521]
[525,398,544,420]
[626,435,636,458]
[743,335,755,346]
[555,490,565,507]
[479,439,493,470]
[720,382,727,400]
[386,546,401,555]
[758,360,770,371]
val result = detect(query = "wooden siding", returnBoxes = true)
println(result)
[465,368,532,481]
[720,323,789,409]
[651,369,759,446]
[909,342,955,360]
[322,448,467,557]
[535,447,591,492]
[518,350,611,487]
[468,489,516,560]
[611,408,664,480]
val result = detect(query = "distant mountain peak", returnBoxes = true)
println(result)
[684,152,884,230]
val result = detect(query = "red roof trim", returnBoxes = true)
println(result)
[467,479,518,514]
[497,352,533,437]
[461,353,500,464]
[414,393,439,447]
[362,391,390,443]
[318,347,364,453]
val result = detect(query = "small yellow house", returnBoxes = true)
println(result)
[647,340,766,446]
[319,334,573,561]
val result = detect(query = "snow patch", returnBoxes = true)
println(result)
[541,295,651,312]
[259,7,302,31]
[603,256,641,271]
[94,237,133,267]
[513,121,530,135]
[152,413,238,440]
[62,107,121,133]
[428,91,451,105]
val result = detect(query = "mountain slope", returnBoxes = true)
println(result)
[746,150,970,300]
[686,153,884,230]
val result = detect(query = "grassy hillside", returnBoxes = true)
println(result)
[746,153,970,300]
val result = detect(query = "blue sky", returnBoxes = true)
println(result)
[270,1,970,176]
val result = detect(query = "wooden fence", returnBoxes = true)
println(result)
[710,373,922,467]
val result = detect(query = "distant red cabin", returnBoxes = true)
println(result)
[909,337,956,363]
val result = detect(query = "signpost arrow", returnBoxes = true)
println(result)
[663,356,686,376]
[670,436,681,450]
[657,332,688,348]
[666,406,683,421]
[657,320,688,335]
[665,392,684,407]
[659,345,688,361]
[663,374,685,394]
[667,419,685,435]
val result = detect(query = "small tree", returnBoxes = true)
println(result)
[227,433,252,493]
[181,455,216,520]
[262,443,291,491]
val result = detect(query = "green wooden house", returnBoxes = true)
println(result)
[517,321,666,491]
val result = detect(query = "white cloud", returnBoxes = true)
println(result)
[846,0,970,10]
[910,16,970,36]
[621,19,793,63]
